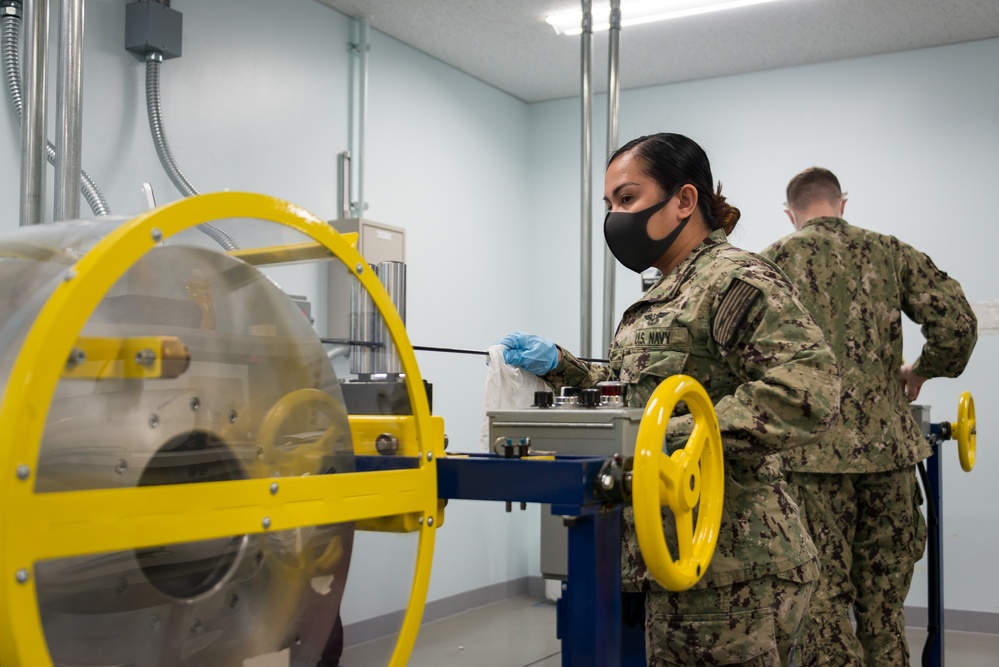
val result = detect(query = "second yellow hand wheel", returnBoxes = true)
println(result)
[632,375,724,591]
[956,391,976,472]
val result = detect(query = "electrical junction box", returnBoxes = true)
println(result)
[125,0,183,60]
[324,218,405,341]
[488,406,642,579]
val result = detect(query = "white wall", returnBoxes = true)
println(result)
[0,0,540,626]
[527,37,999,616]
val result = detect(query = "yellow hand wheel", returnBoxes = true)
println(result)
[631,374,724,591]
[955,391,976,472]
[255,387,351,478]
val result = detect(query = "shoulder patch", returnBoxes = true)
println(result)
[713,278,762,347]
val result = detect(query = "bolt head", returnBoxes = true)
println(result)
[262,517,271,529]
[269,482,279,495]
[16,465,30,480]
[15,569,29,583]
[190,397,201,411]
[427,516,434,527]
[151,228,163,242]
[355,263,364,273]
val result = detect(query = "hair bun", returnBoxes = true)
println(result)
[711,183,741,235]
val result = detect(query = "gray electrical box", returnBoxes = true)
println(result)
[488,406,642,579]
[325,218,405,341]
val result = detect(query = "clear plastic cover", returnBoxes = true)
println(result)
[0,217,421,666]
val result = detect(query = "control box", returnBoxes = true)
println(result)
[488,384,640,579]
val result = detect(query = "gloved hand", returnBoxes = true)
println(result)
[497,331,559,375]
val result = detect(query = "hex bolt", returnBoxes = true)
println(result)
[418,516,424,525]
[16,465,30,481]
[262,517,271,529]
[600,474,615,490]
[190,397,201,412]
[66,347,86,367]
[427,516,434,527]
[269,482,279,495]
[15,569,29,584]
[355,263,364,274]
[115,459,128,475]
[134,348,156,368]
[148,414,159,429]
[151,228,163,242]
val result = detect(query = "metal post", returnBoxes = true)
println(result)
[355,18,369,216]
[20,0,49,226]
[579,0,593,357]
[601,0,621,353]
[920,443,945,667]
[54,0,84,221]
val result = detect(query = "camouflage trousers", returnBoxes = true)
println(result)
[787,468,927,667]
[644,564,816,666]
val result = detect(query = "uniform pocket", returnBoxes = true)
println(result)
[649,607,780,666]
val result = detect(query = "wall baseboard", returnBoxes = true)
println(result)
[344,578,999,648]
[904,606,999,635]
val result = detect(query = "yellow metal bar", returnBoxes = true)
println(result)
[228,240,333,266]
[6,470,431,563]
[61,335,190,379]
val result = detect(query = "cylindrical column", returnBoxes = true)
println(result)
[350,265,377,377]
[579,0,593,357]
[20,0,49,226]
[54,0,84,221]
[601,0,621,353]
[375,260,406,376]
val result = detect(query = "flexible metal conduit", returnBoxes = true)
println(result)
[1,6,111,218]
[601,0,621,353]
[145,51,237,250]
[580,0,593,358]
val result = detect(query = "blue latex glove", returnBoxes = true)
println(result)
[497,331,559,375]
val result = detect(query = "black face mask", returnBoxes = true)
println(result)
[604,187,692,273]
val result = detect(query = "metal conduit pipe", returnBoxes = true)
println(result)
[1,6,111,218]
[17,0,47,226]
[54,0,84,221]
[145,51,237,250]
[354,18,369,216]
[579,0,593,358]
[601,0,621,353]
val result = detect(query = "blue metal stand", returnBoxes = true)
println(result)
[918,430,946,667]
[436,454,642,667]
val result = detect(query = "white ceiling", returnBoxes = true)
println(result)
[314,0,999,103]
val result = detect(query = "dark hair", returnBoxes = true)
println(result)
[785,167,842,211]
[608,133,740,235]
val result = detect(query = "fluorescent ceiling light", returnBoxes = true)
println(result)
[546,0,788,35]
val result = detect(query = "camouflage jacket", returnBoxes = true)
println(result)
[545,230,840,590]
[761,217,978,473]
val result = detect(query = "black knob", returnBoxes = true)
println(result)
[533,391,554,408]
[580,388,601,408]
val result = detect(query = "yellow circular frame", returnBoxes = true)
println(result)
[0,192,442,667]
[632,374,724,591]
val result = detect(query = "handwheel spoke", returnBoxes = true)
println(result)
[675,507,694,562]
[682,425,708,462]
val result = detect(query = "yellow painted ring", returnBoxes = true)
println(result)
[0,192,441,667]
[632,375,724,591]
[956,391,976,473]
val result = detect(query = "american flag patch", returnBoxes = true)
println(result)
[713,278,761,347]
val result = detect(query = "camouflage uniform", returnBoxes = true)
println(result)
[545,230,841,666]
[761,217,977,666]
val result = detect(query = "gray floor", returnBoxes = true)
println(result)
[340,595,999,667]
